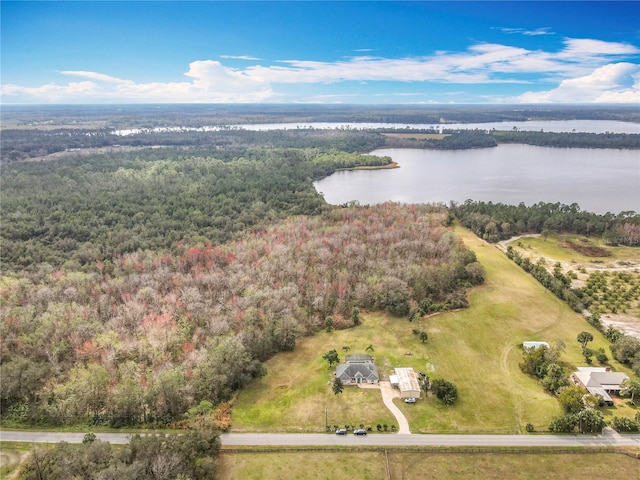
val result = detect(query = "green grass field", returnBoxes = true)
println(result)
[217,450,640,480]
[232,226,636,434]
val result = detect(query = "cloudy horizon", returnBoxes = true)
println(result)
[2,1,639,105]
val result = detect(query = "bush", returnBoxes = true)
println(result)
[610,416,639,432]
[431,378,458,405]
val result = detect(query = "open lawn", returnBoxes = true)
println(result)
[232,226,635,434]
[217,450,640,480]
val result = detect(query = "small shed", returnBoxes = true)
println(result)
[523,341,549,351]
[394,367,421,399]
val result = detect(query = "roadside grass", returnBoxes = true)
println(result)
[388,451,640,479]
[218,451,387,480]
[233,225,635,434]
[217,450,640,480]
[0,422,181,434]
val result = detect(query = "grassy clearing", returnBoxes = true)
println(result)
[232,225,635,434]
[336,161,399,171]
[512,234,640,266]
[217,450,640,480]
[509,233,640,326]
[382,133,449,140]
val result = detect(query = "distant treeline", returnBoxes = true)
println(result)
[380,129,640,150]
[5,125,639,163]
[491,130,640,149]
[452,200,640,245]
[3,103,639,128]
[0,128,385,163]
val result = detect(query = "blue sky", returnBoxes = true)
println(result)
[1,1,639,104]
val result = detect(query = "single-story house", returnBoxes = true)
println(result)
[571,367,630,405]
[523,341,550,351]
[391,367,421,399]
[335,353,379,385]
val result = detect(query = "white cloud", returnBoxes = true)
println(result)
[2,38,638,103]
[500,27,554,36]
[59,70,131,84]
[516,62,640,103]
[219,55,262,61]
[561,38,640,57]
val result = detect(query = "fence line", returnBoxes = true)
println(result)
[220,446,639,459]
[384,448,392,480]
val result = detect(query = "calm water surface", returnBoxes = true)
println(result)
[115,120,640,135]
[314,145,640,214]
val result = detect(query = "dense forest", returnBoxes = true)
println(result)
[1,147,392,271]
[452,200,640,245]
[0,203,482,426]
[0,127,387,163]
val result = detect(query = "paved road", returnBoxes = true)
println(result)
[2,430,640,448]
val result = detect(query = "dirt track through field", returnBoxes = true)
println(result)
[0,450,29,479]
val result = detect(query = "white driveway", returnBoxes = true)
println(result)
[375,381,411,434]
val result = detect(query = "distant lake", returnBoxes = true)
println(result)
[235,120,640,134]
[114,119,640,135]
[314,145,640,214]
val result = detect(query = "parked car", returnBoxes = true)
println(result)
[335,428,347,435]
[353,429,367,436]
[404,397,417,403]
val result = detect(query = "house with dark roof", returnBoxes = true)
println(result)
[335,353,379,385]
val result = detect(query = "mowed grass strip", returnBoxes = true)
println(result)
[217,450,640,480]
[232,225,631,433]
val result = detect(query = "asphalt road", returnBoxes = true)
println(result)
[2,430,640,448]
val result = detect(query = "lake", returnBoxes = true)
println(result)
[114,119,640,136]
[314,144,640,214]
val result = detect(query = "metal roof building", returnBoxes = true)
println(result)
[393,367,421,399]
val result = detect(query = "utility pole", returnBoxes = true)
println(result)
[325,406,328,431]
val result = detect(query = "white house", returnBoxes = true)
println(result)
[571,367,630,405]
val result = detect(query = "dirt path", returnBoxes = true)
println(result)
[0,450,30,479]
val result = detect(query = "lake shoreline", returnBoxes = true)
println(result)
[315,144,640,215]
[336,161,399,172]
